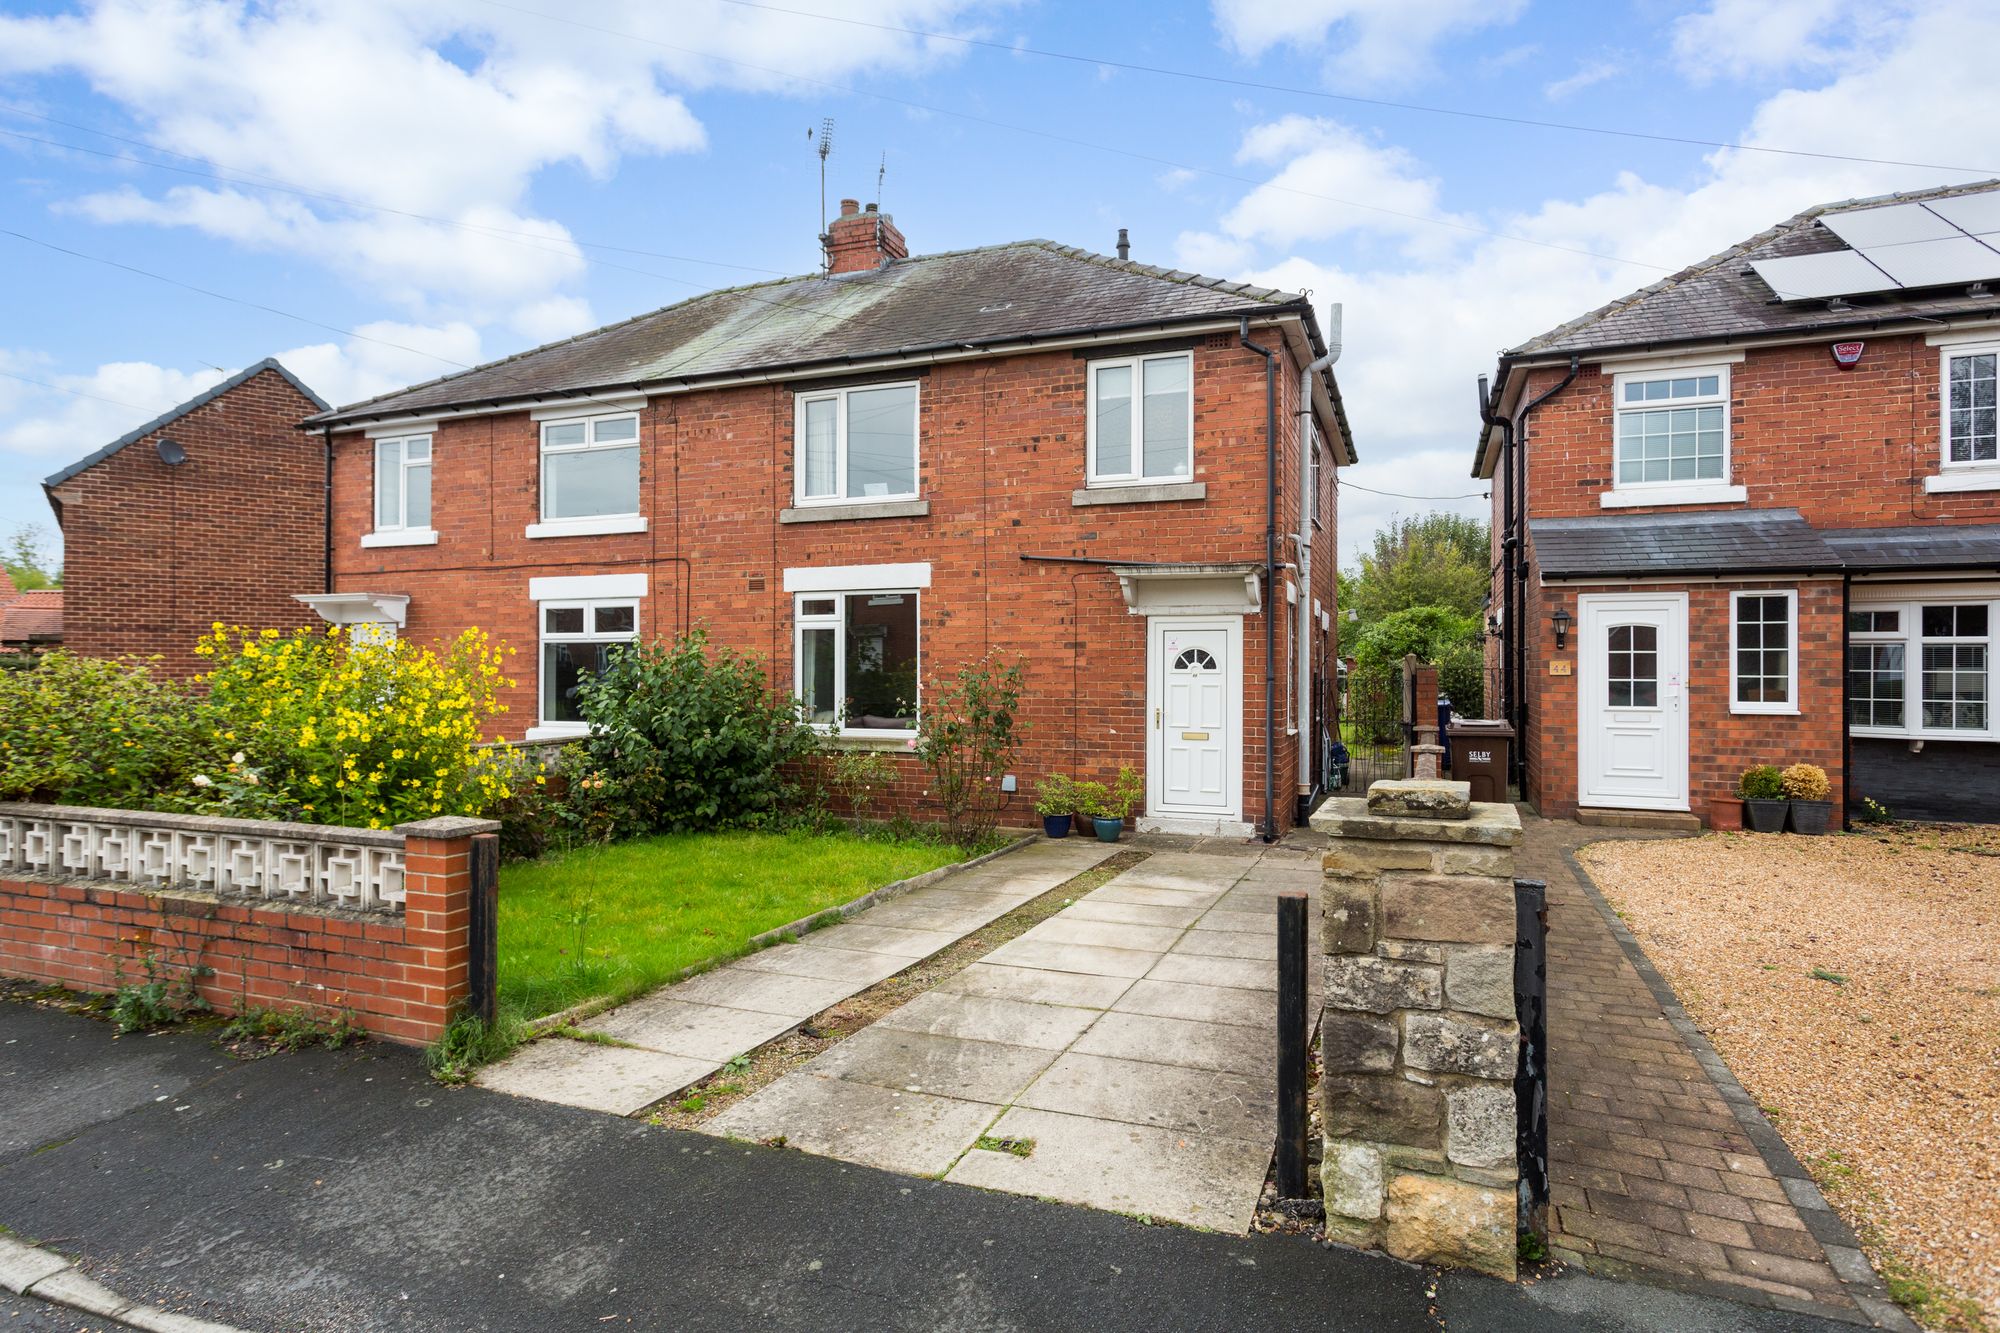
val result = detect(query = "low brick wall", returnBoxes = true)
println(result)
[0,804,497,1045]
[1311,782,1524,1280]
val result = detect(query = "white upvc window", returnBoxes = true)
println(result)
[540,411,640,523]
[794,590,920,737]
[1729,590,1797,715]
[1612,364,1730,490]
[794,381,919,505]
[1087,351,1193,486]
[367,433,434,544]
[1307,428,1325,531]
[538,598,638,731]
[1847,599,1995,739]
[1943,343,2000,470]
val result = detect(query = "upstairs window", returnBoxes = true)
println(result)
[1612,366,1728,488]
[1089,352,1192,486]
[1945,347,1999,468]
[539,599,637,728]
[541,413,640,522]
[373,434,432,532]
[1730,591,1796,714]
[795,382,919,505]
[795,590,919,735]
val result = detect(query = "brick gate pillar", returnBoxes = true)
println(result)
[1309,778,1524,1279]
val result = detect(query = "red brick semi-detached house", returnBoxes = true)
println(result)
[299,200,1356,837]
[1478,180,2000,827]
[42,358,330,676]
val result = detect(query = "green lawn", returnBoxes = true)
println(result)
[496,829,972,1023]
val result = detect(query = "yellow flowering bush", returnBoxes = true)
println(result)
[197,624,516,828]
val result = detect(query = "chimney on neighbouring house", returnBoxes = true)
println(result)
[1116,227,1130,261]
[825,197,908,274]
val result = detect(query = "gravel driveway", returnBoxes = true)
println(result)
[1580,825,1999,1331]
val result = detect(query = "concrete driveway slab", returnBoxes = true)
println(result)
[1146,952,1278,992]
[587,997,802,1062]
[981,938,1163,978]
[1014,1051,1275,1143]
[728,942,912,986]
[874,990,1101,1051]
[1069,1009,1272,1076]
[1172,928,1278,960]
[665,967,862,1016]
[804,1026,1058,1104]
[1111,978,1278,1028]
[705,1073,999,1176]
[933,963,1137,1010]
[1060,899,1208,929]
[798,922,964,960]
[946,1106,1273,1232]
[1017,916,1187,952]
[474,1040,712,1116]
[1086,883,1225,908]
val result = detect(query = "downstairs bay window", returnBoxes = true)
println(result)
[1847,599,1994,739]
[795,590,920,737]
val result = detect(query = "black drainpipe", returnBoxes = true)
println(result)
[321,425,335,594]
[1241,317,1279,842]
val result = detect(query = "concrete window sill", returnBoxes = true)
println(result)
[1598,484,1747,510]
[360,529,437,548]
[780,499,931,524]
[1071,481,1207,507]
[1924,469,2000,494]
[524,515,648,539]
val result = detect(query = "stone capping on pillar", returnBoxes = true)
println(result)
[1310,782,1525,1280]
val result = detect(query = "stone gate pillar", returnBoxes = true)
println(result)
[1309,778,1524,1279]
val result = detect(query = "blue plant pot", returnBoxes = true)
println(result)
[1042,813,1073,839]
[1092,816,1123,843]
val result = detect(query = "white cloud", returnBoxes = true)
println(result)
[1670,0,1887,84]
[1183,0,1998,559]
[1544,56,1623,101]
[509,296,598,345]
[0,354,227,461]
[1211,0,1528,86]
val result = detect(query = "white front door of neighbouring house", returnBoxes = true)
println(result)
[1148,617,1242,824]
[1578,592,1690,811]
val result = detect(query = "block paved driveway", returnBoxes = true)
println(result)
[1520,816,1912,1330]
[704,840,1320,1232]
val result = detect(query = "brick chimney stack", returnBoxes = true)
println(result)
[825,198,908,274]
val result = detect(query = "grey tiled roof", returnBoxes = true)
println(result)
[1822,524,2000,573]
[1530,509,1840,579]
[1509,180,2000,358]
[309,241,1313,426]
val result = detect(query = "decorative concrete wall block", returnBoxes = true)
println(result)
[1446,1085,1516,1169]
[1324,954,1442,1014]
[1385,1174,1517,1280]
[1443,946,1517,1019]
[1322,1075,1445,1148]
[1380,873,1515,944]
[1323,842,1435,877]
[1434,844,1517,878]
[1366,778,1471,820]
[1325,1143,1385,1220]
[1323,879,1378,953]
[1402,1012,1519,1080]
[1322,1012,1398,1073]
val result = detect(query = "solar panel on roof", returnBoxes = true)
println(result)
[1925,192,2000,241]
[1821,202,1959,249]
[1864,235,2000,289]
[1751,250,1897,300]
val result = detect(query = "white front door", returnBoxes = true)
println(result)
[1578,593,1689,811]
[1149,617,1242,820]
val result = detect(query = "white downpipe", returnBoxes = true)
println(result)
[1297,304,1342,796]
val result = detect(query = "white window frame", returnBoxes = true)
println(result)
[1939,342,2000,480]
[532,410,644,536]
[1307,429,1325,532]
[363,432,436,547]
[1847,595,1998,741]
[532,597,639,738]
[793,590,921,739]
[1608,363,1734,497]
[1729,590,1798,716]
[792,380,921,507]
[1086,351,1195,488]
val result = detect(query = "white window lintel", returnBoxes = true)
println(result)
[530,573,649,601]
[784,562,932,594]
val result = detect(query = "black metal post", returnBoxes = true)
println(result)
[1514,878,1550,1226]
[1276,891,1309,1199]
[469,832,500,1027]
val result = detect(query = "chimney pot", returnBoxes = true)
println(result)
[840,198,860,217]
[1116,227,1130,261]
[865,201,878,213]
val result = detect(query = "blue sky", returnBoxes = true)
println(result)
[2,0,1993,569]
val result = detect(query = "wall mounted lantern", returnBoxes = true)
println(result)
[1552,607,1572,650]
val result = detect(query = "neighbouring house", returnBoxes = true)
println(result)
[42,359,330,676]
[0,574,62,655]
[1477,180,2000,827]
[300,200,1353,837]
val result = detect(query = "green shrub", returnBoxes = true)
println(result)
[0,652,226,810]
[829,748,896,826]
[1349,605,1486,720]
[1738,765,1784,800]
[912,655,1025,846]
[1075,767,1144,821]
[1033,774,1078,818]
[1780,763,1831,802]
[573,629,823,839]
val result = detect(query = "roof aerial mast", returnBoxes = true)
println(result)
[813,117,835,274]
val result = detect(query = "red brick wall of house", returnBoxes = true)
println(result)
[330,331,1338,833]
[0,824,483,1046]
[51,368,327,676]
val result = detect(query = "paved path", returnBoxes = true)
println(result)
[0,1001,1857,1333]
[704,840,1323,1232]
[477,837,1120,1115]
[1517,815,1911,1329]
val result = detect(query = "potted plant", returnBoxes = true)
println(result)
[1708,789,1744,832]
[1034,775,1077,839]
[1082,767,1144,843]
[1781,763,1834,835]
[1738,765,1787,833]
